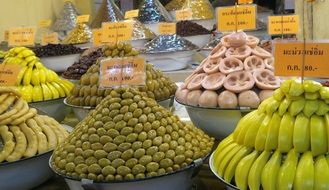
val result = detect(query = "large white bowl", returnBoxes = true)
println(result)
[141,51,195,71]
[0,151,53,190]
[131,39,150,50]
[40,54,81,72]
[177,100,252,139]
[50,157,204,190]
[209,153,239,190]
[182,34,212,48]
[30,97,72,122]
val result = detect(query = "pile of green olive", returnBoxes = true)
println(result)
[52,88,214,182]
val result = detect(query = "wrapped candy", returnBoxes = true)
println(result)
[62,23,92,44]
[138,0,173,24]
[53,1,79,39]
[91,0,124,28]
[182,0,214,20]
[124,19,155,40]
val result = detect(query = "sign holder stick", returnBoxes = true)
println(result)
[235,2,238,32]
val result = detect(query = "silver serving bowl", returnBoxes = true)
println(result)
[40,54,80,72]
[50,156,205,190]
[176,99,252,139]
[29,97,71,122]
[209,152,239,190]
[182,34,212,48]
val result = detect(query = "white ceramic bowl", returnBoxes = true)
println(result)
[40,54,81,72]
[209,153,239,190]
[131,39,150,50]
[141,51,195,71]
[29,98,72,122]
[50,157,204,190]
[176,100,252,139]
[0,151,53,190]
[182,34,212,48]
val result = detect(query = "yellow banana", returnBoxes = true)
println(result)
[38,68,47,83]
[16,66,28,85]
[31,68,40,86]
[41,83,53,101]
[261,151,281,190]
[217,144,243,177]
[21,85,33,102]
[293,113,310,153]
[60,79,74,90]
[310,115,327,156]
[248,151,271,190]
[303,100,319,117]
[289,99,306,117]
[233,111,257,141]
[278,98,291,116]
[273,88,285,101]
[54,81,70,96]
[277,149,299,190]
[25,55,38,63]
[324,114,329,152]
[213,142,239,173]
[314,155,329,190]
[20,49,35,58]
[223,146,252,183]
[265,97,280,114]
[244,112,265,147]
[265,112,282,150]
[278,112,295,153]
[255,113,272,151]
[258,98,273,114]
[235,150,259,190]
[237,110,260,144]
[46,83,59,99]
[50,82,66,98]
[213,134,234,160]
[34,61,44,69]
[32,85,43,102]
[294,151,314,190]
[45,69,54,82]
[22,67,33,85]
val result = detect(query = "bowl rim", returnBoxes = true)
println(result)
[209,152,240,190]
[175,97,254,112]
[29,97,65,104]
[39,53,81,59]
[0,150,52,167]
[49,154,209,184]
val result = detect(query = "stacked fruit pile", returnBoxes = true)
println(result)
[2,47,74,102]
[51,88,214,181]
[212,80,329,190]
[66,43,177,107]
[175,31,279,109]
[0,87,69,163]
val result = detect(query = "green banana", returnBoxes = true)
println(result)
[289,99,306,116]
[265,112,282,150]
[278,112,295,153]
[314,155,329,190]
[273,88,285,102]
[289,80,304,97]
[305,92,320,100]
[213,134,234,162]
[277,149,299,190]
[294,151,314,190]
[310,115,327,156]
[280,80,292,95]
[255,113,272,151]
[320,87,329,99]
[235,150,259,190]
[234,112,255,141]
[316,100,329,116]
[278,98,291,116]
[303,100,319,117]
[22,67,33,85]
[258,98,273,114]
[293,113,310,153]
[324,114,329,152]
[237,111,260,144]
[261,150,281,190]
[248,151,271,190]
[244,112,266,147]
[266,97,281,114]
[223,146,252,183]
[303,80,322,93]
[217,144,243,177]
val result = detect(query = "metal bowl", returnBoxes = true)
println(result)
[209,152,239,190]
[29,98,71,122]
[131,39,149,50]
[64,97,175,122]
[176,99,252,139]
[40,54,80,72]
[0,151,53,190]
[50,156,204,190]
[141,51,195,71]
[182,34,212,48]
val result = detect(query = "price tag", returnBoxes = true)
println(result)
[217,4,256,31]
[101,22,133,44]
[274,42,329,78]
[158,22,176,35]
[268,15,299,35]
[8,27,36,46]
[39,19,52,28]
[92,29,103,46]
[125,9,139,19]
[0,65,21,86]
[100,57,146,88]
[76,15,90,23]
[41,32,59,45]
[176,9,193,21]
[238,0,253,4]
[4,30,9,42]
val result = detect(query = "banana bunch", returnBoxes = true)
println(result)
[0,50,5,59]
[212,79,329,190]
[0,87,69,163]
[2,47,74,102]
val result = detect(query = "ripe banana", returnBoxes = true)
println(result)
[55,81,70,96]
[244,112,265,147]
[265,112,282,150]
[310,115,327,156]
[278,98,291,116]
[258,98,273,114]
[235,150,259,190]
[213,142,239,173]
[32,85,43,102]
[293,113,310,153]
[277,149,299,190]
[50,82,66,98]
[213,134,234,159]
[273,88,285,101]
[22,67,33,85]
[255,113,272,151]
[46,83,60,99]
[31,68,40,86]
[248,151,271,190]
[16,66,27,85]
[278,112,295,153]
[38,68,47,83]
[237,111,260,144]
[41,83,53,101]
[21,85,33,103]
[233,110,257,141]
[294,151,314,190]
[314,155,329,190]
[261,150,281,190]
[217,144,243,177]
[265,97,280,114]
